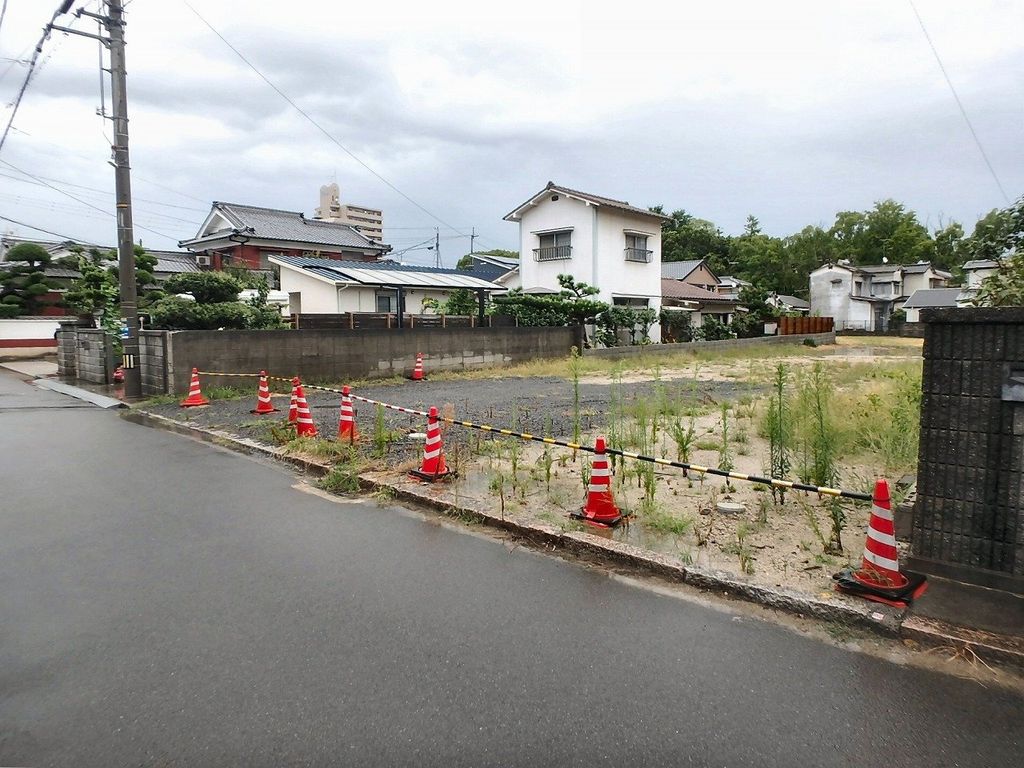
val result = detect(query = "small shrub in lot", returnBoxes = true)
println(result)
[796,362,839,489]
[669,416,696,475]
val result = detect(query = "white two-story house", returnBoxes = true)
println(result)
[809,260,951,331]
[504,181,669,340]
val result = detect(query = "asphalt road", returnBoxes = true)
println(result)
[1,371,1021,767]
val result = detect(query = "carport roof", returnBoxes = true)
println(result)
[270,255,505,291]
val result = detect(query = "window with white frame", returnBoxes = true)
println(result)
[533,231,572,261]
[624,233,652,263]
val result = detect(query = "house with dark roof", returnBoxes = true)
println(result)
[461,253,520,288]
[660,279,739,328]
[504,181,669,339]
[269,255,505,316]
[179,201,391,276]
[661,258,721,293]
[809,260,952,331]
[901,288,970,322]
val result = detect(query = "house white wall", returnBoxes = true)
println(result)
[965,265,998,289]
[810,265,854,325]
[516,195,663,340]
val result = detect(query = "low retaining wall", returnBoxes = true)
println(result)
[583,331,836,360]
[163,326,581,393]
[0,317,60,360]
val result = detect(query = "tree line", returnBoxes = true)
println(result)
[650,197,1021,298]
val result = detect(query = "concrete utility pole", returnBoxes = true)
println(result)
[54,1,141,396]
[469,227,476,259]
[434,228,441,268]
[105,0,140,398]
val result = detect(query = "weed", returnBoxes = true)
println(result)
[568,346,582,459]
[318,463,361,493]
[372,485,396,503]
[643,508,694,536]
[489,471,507,520]
[669,416,697,471]
[717,403,733,473]
[764,363,793,503]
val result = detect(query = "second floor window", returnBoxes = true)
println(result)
[624,233,652,262]
[534,231,572,261]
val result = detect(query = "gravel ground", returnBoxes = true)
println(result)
[148,374,759,456]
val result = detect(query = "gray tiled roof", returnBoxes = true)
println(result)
[661,259,705,280]
[206,202,387,250]
[902,288,964,309]
[962,259,999,270]
[775,294,810,309]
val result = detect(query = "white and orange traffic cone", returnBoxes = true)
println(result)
[294,383,318,438]
[251,370,278,414]
[571,436,623,528]
[410,352,425,381]
[833,479,927,607]
[337,385,358,442]
[409,405,452,481]
[180,368,209,407]
[288,377,299,425]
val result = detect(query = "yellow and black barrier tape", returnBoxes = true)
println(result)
[194,371,872,502]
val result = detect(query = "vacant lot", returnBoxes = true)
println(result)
[146,336,924,595]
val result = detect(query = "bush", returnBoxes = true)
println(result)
[693,317,734,341]
[149,297,282,330]
[163,272,243,303]
[0,304,20,318]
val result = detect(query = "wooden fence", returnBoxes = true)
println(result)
[777,316,833,335]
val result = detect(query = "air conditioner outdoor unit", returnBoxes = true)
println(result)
[195,255,212,267]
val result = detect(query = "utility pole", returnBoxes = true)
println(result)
[434,228,441,268]
[469,227,476,258]
[55,1,141,397]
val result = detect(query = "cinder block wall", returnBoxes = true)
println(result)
[165,326,583,394]
[74,329,113,385]
[139,331,167,396]
[909,307,1024,594]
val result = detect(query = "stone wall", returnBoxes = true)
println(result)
[73,328,114,385]
[139,330,168,396]
[909,307,1024,593]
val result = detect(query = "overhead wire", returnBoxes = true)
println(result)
[0,213,96,242]
[0,157,180,242]
[907,0,1010,204]
[0,0,76,156]
[181,0,469,238]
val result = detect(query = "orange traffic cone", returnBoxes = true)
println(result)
[410,352,425,381]
[251,370,278,414]
[572,436,623,527]
[409,406,453,481]
[833,479,927,607]
[287,377,299,425]
[294,383,318,438]
[180,368,209,407]
[337,385,359,442]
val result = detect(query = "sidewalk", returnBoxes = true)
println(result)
[0,359,59,378]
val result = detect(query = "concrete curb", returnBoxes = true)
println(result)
[125,407,1024,669]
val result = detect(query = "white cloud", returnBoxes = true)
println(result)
[0,0,1020,254]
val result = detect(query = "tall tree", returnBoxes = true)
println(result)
[829,199,934,265]
[652,206,732,273]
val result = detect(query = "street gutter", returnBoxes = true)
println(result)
[123,407,1024,670]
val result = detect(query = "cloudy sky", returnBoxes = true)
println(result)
[0,0,1021,265]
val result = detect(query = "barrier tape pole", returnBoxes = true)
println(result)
[205,373,872,502]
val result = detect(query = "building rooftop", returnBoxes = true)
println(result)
[270,255,504,291]
[661,259,707,281]
[661,279,735,302]
[504,181,670,222]
[182,202,389,251]
[902,288,966,309]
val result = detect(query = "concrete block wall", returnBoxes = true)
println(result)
[909,307,1024,594]
[56,326,78,378]
[74,329,113,385]
[139,331,168,396]
[165,326,582,394]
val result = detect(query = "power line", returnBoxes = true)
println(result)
[0,169,208,212]
[0,1,75,156]
[907,0,1010,204]
[0,157,179,241]
[0,2,9,40]
[5,124,211,204]
[181,0,468,238]
[0,213,96,243]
